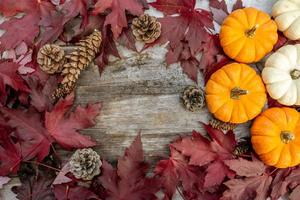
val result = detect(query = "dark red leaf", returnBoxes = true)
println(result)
[204,160,232,188]
[0,107,52,161]
[0,13,40,51]
[0,61,29,96]
[0,125,22,176]
[290,185,300,200]
[222,175,272,200]
[0,0,38,17]
[150,0,196,15]
[154,147,201,199]
[26,76,57,112]
[224,158,266,177]
[45,93,99,149]
[267,94,284,108]
[61,0,89,27]
[232,0,244,11]
[97,134,160,200]
[181,59,200,83]
[93,0,144,39]
[209,0,229,25]
[171,131,217,166]
[203,55,232,83]
[12,175,55,200]
[270,168,292,200]
[53,184,100,200]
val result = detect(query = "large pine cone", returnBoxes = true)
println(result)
[132,14,161,44]
[52,29,102,101]
[69,148,102,181]
[181,86,205,112]
[209,117,237,131]
[37,44,65,74]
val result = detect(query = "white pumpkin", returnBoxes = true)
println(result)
[262,44,300,106]
[272,0,300,40]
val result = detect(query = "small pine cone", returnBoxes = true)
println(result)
[233,141,251,156]
[69,148,102,181]
[132,14,161,44]
[209,118,237,131]
[51,82,75,102]
[53,30,102,100]
[182,86,205,112]
[37,44,65,74]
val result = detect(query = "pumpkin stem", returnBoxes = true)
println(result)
[290,69,300,80]
[280,131,295,144]
[230,87,248,100]
[245,25,259,38]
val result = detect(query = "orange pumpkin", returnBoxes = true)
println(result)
[251,107,300,168]
[220,7,278,63]
[205,62,266,124]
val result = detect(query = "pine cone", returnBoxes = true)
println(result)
[132,14,161,44]
[52,29,102,101]
[69,148,102,181]
[233,140,251,156]
[209,118,237,131]
[181,86,205,112]
[37,44,65,74]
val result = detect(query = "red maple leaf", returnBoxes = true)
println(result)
[154,147,202,199]
[45,93,99,149]
[0,61,29,96]
[26,76,57,112]
[93,0,145,39]
[171,125,236,189]
[0,107,52,162]
[12,175,55,200]
[53,183,100,200]
[60,0,89,27]
[222,158,272,200]
[0,94,100,175]
[0,124,22,176]
[94,134,160,200]
[150,0,215,82]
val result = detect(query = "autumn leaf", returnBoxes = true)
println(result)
[270,168,293,200]
[0,107,52,162]
[26,76,57,112]
[154,147,202,199]
[95,134,160,200]
[0,125,22,176]
[150,0,215,81]
[224,158,266,177]
[209,0,229,25]
[12,175,55,200]
[0,61,30,96]
[45,93,99,149]
[53,183,100,200]
[93,0,144,39]
[60,0,89,27]
[222,175,272,200]
[290,185,300,200]
[171,131,217,166]
[171,125,236,189]
[221,157,291,200]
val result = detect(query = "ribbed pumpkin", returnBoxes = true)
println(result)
[205,63,266,124]
[220,7,278,63]
[251,107,300,168]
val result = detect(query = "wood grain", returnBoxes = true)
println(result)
[69,49,210,163]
